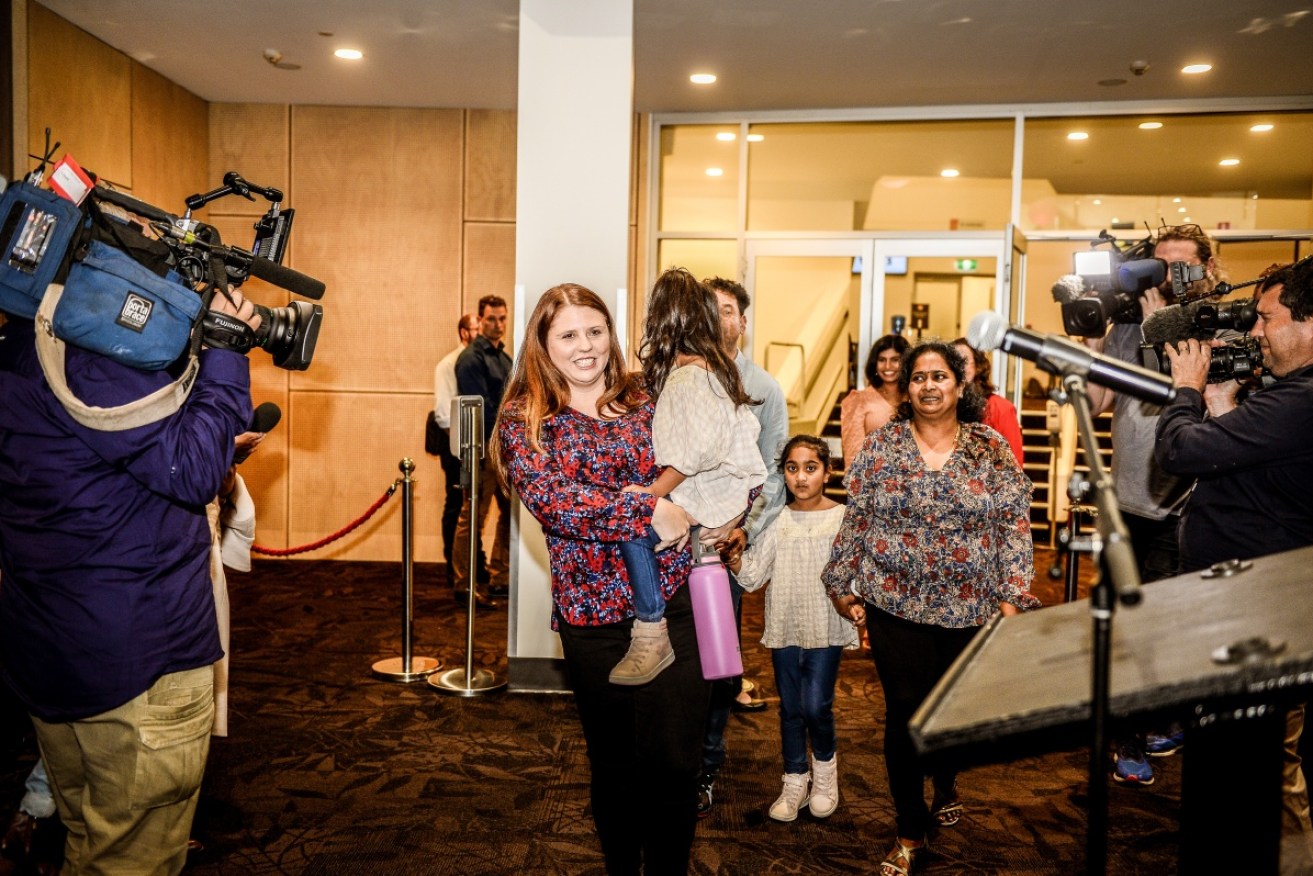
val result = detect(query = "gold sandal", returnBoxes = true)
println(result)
[879,838,925,876]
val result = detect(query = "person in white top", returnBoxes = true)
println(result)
[433,313,480,572]
[612,268,767,686]
[729,434,856,822]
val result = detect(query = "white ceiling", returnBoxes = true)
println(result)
[35,0,1313,114]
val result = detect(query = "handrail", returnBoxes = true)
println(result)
[764,341,806,405]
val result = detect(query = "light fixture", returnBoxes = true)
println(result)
[334,48,363,60]
[1182,63,1212,74]
[746,133,764,143]
[1177,207,1187,213]
[1067,131,1089,141]
[1219,158,1240,166]
[690,73,717,85]
[705,167,724,177]
[940,168,959,178]
[1250,123,1274,132]
[1092,198,1103,205]
[1139,121,1163,130]
[1173,197,1182,203]
[715,132,736,142]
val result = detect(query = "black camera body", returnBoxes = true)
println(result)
[1059,231,1163,338]
[1140,336,1263,384]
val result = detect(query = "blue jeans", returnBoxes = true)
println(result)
[20,759,56,819]
[771,645,843,774]
[618,526,665,623]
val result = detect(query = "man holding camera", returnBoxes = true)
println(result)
[1082,224,1219,784]
[1156,256,1313,872]
[0,289,259,875]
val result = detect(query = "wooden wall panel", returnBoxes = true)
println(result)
[27,3,132,186]
[463,222,516,314]
[208,104,290,218]
[465,109,517,221]
[288,391,441,562]
[130,63,208,216]
[290,106,464,396]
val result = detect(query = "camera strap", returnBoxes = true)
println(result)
[34,281,199,431]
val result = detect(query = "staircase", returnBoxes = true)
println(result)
[1021,399,1113,546]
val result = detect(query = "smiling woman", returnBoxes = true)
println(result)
[490,282,711,873]
[823,340,1040,876]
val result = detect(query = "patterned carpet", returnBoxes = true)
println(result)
[1,553,1186,875]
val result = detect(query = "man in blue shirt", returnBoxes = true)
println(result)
[453,294,512,607]
[0,287,258,875]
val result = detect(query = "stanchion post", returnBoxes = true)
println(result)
[431,396,506,697]
[372,457,442,682]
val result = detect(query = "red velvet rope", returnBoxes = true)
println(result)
[252,483,398,557]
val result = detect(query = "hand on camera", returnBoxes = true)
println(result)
[209,288,262,333]
[1163,338,1211,394]
[1139,286,1168,319]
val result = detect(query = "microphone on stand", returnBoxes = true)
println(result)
[967,311,1176,406]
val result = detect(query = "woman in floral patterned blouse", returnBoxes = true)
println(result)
[822,340,1040,876]
[492,283,709,875]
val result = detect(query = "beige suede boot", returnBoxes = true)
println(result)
[608,618,675,685]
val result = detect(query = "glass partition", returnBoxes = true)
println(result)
[1020,112,1313,232]
[658,125,742,232]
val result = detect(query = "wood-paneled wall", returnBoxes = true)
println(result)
[21,4,645,564]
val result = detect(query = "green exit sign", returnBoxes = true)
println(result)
[954,258,978,271]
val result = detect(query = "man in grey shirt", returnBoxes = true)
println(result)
[697,276,789,816]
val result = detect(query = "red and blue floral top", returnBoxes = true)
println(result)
[499,400,692,628]
[822,420,1039,627]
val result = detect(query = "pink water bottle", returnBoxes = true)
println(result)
[688,540,743,681]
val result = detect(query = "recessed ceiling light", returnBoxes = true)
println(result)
[1252,193,1259,200]
[1092,198,1103,205]
[706,167,724,177]
[1178,207,1187,213]
[715,132,736,142]
[1219,158,1240,166]
[1182,217,1192,223]
[1182,63,1212,74]
[690,73,717,85]
[334,48,363,60]
[746,133,764,143]
[940,169,959,178]
[1139,122,1163,130]
[1173,197,1182,203]
[1067,132,1089,141]
[1250,123,1274,132]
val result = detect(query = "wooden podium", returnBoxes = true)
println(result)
[909,544,1313,873]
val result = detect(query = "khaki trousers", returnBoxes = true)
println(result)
[33,665,215,876]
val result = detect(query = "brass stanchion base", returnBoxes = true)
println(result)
[371,655,442,683]
[428,667,507,697]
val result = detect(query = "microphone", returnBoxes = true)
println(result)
[967,311,1176,405]
[1140,301,1212,346]
[247,255,326,301]
[1051,274,1088,304]
[249,401,282,434]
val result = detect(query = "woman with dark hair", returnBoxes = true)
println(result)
[823,340,1040,876]
[492,283,709,875]
[840,334,911,466]
[951,337,1024,467]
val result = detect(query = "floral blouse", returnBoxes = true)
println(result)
[822,419,1039,628]
[499,401,691,628]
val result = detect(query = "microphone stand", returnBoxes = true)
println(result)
[1051,373,1143,876]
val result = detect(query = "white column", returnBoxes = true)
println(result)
[508,0,633,689]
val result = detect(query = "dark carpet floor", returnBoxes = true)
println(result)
[2,552,1187,874]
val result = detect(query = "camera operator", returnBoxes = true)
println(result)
[1081,224,1220,784]
[1155,256,1313,871]
[0,287,260,874]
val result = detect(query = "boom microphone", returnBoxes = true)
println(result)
[1051,274,1088,304]
[1140,301,1212,346]
[967,311,1176,405]
[248,255,325,301]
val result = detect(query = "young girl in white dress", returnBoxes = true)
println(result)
[730,434,857,822]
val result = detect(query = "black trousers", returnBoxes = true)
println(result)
[866,604,978,841]
[437,428,461,567]
[557,585,712,875]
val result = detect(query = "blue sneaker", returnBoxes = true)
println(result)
[1145,729,1185,757]
[1113,740,1155,785]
